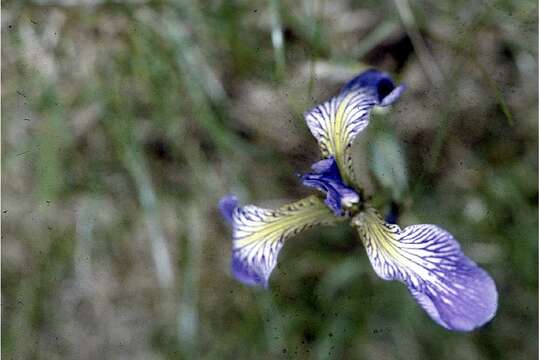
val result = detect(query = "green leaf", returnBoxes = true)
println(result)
[370,133,409,201]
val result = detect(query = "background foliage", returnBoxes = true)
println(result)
[2,0,538,358]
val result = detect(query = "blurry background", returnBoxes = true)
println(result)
[2,0,538,359]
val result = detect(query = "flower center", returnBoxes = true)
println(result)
[301,157,360,216]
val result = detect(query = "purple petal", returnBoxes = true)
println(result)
[354,207,498,331]
[219,195,239,225]
[380,84,406,106]
[341,69,405,105]
[230,196,340,287]
[300,157,360,216]
[408,258,497,331]
[384,201,400,225]
[310,157,337,175]
[231,250,267,287]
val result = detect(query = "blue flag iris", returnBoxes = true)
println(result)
[219,69,497,331]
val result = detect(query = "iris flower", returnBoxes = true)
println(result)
[219,69,497,331]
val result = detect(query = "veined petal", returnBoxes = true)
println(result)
[352,206,497,331]
[305,69,405,185]
[230,195,341,287]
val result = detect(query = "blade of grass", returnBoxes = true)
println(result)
[100,64,175,290]
[177,202,204,356]
[124,147,174,289]
[432,33,515,127]
[35,87,70,200]
[427,60,463,172]
[257,292,286,356]
[393,0,444,86]
[352,20,400,59]
[137,9,254,155]
[269,0,286,81]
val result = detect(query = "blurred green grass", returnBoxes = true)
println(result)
[2,0,538,359]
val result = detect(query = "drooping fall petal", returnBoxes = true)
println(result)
[221,195,343,287]
[353,206,497,331]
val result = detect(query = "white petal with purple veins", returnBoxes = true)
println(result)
[230,196,342,287]
[304,69,405,185]
[353,206,497,331]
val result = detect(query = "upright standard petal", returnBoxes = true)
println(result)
[300,157,360,216]
[352,206,497,331]
[304,69,405,185]
[230,195,341,287]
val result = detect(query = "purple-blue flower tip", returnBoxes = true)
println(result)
[219,195,239,225]
[341,69,406,105]
[231,255,268,288]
